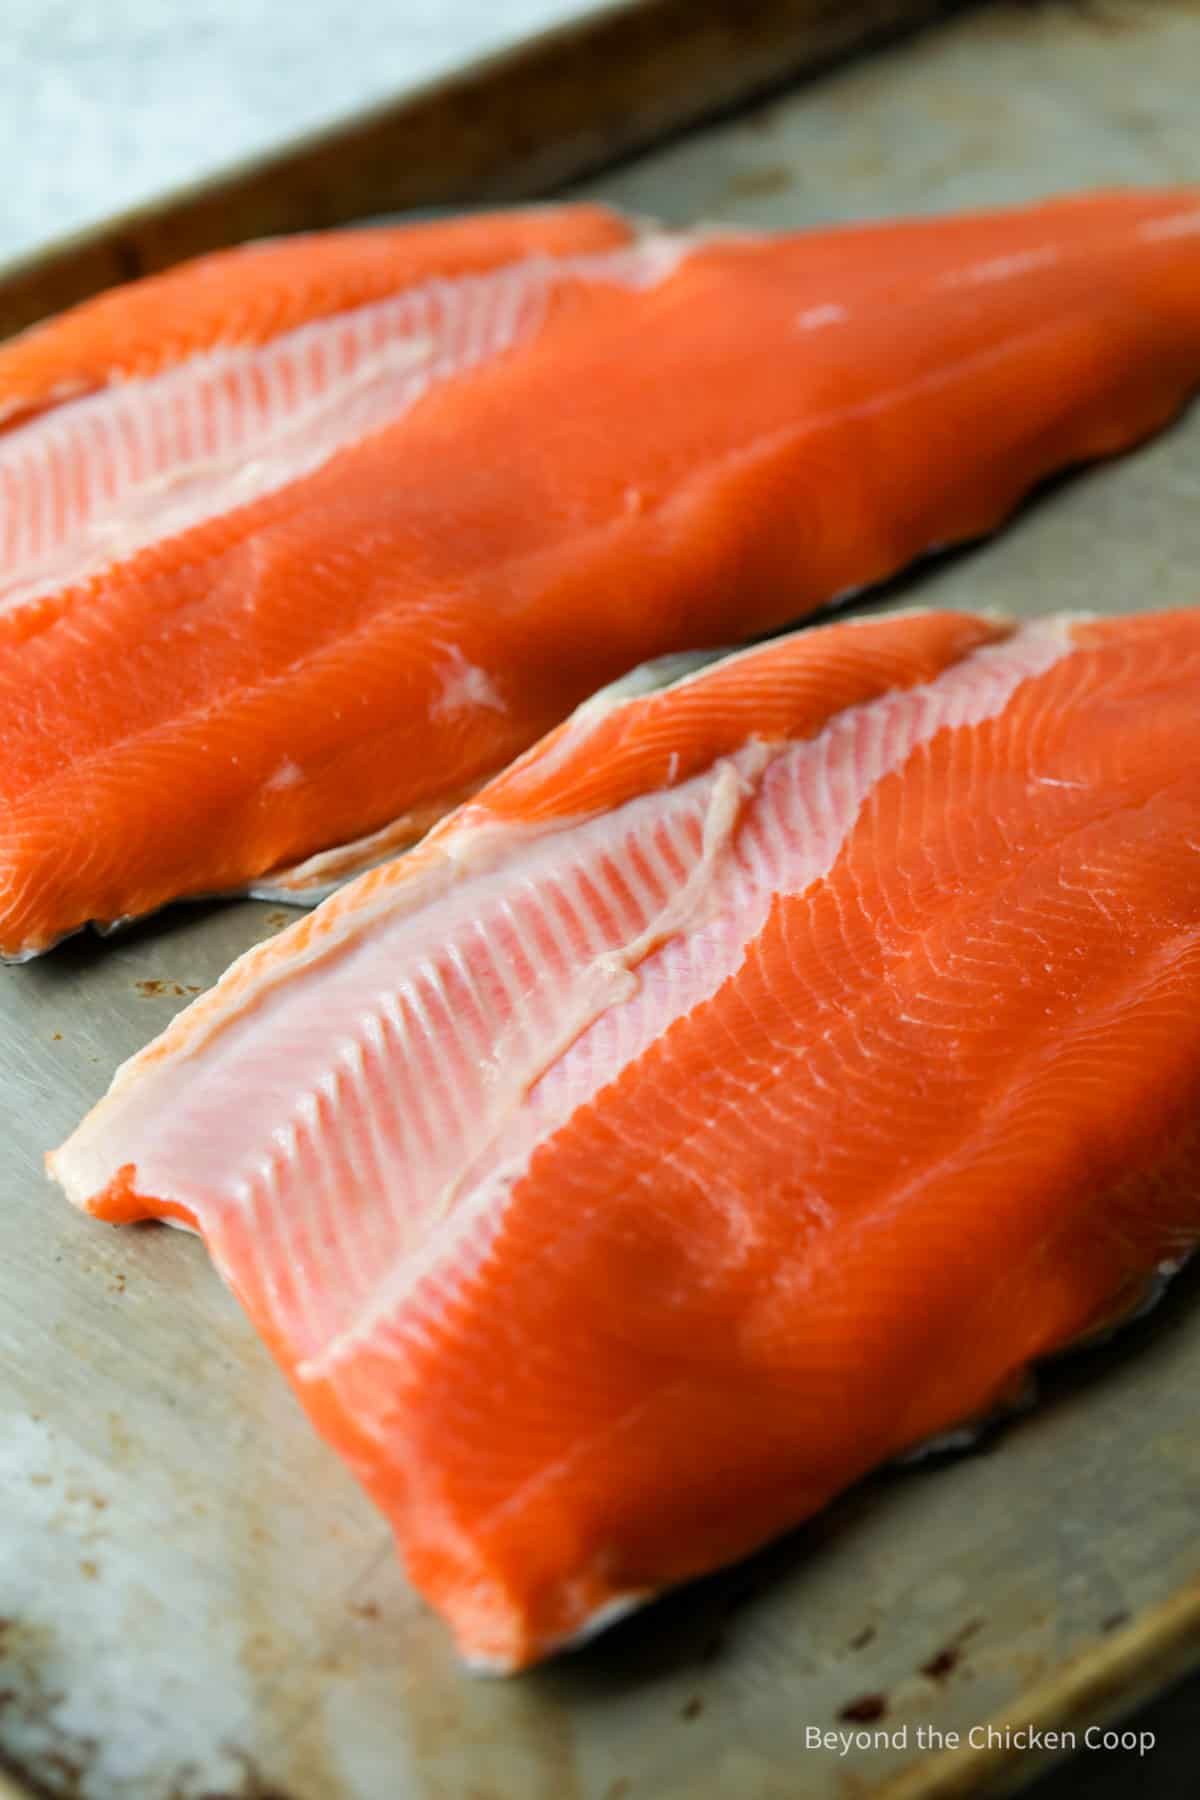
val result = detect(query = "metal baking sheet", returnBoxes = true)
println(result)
[3,2,1200,1796]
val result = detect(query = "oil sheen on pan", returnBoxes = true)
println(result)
[2,188,1200,957]
[51,605,1200,1669]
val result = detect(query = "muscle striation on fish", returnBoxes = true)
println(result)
[51,605,1200,1668]
[3,189,1200,956]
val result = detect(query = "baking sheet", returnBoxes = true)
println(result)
[3,2,1200,1796]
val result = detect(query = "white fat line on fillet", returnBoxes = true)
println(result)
[1140,206,1200,242]
[50,618,1079,1235]
[0,234,692,613]
[297,618,1080,1380]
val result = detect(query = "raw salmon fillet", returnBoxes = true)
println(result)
[4,190,1200,959]
[52,605,1200,1669]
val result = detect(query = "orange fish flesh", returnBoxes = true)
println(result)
[2,190,1200,956]
[51,604,1200,1668]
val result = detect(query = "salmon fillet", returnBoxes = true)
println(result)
[5,188,1200,958]
[51,605,1200,1669]
[0,205,634,427]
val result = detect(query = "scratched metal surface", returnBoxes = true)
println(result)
[3,2,1200,1797]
